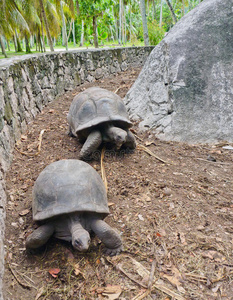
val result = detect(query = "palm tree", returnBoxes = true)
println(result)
[140,0,149,46]
[0,0,8,57]
[39,0,54,51]
[21,0,41,53]
[165,0,177,23]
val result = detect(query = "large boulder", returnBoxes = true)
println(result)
[125,0,233,144]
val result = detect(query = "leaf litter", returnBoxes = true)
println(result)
[3,68,233,299]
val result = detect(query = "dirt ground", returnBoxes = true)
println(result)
[3,68,233,300]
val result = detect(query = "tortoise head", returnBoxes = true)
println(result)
[71,219,91,251]
[72,231,91,252]
[106,127,127,149]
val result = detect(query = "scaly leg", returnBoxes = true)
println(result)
[26,223,54,249]
[80,130,102,159]
[90,218,122,256]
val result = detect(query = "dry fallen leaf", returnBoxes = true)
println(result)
[48,268,60,278]
[161,266,185,293]
[124,255,150,280]
[65,248,75,261]
[202,250,226,263]
[21,135,27,141]
[74,263,85,278]
[102,285,122,300]
[35,286,45,300]
[179,232,187,245]
[145,140,156,146]
[19,209,30,216]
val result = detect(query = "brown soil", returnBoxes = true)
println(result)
[3,68,233,300]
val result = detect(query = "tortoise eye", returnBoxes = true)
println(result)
[74,239,81,247]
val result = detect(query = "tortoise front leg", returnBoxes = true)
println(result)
[26,223,54,249]
[80,130,102,159]
[89,218,122,256]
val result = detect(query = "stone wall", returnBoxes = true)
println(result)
[0,46,154,299]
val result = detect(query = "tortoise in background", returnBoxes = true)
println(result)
[67,87,136,159]
[26,159,122,256]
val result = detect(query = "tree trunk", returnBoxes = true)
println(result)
[39,0,54,51]
[37,30,43,52]
[121,3,124,43]
[129,2,132,42]
[72,20,76,46]
[60,0,68,50]
[93,15,98,48]
[25,35,32,53]
[119,0,122,44]
[39,12,45,52]
[7,40,10,51]
[67,19,73,42]
[80,20,84,46]
[159,0,163,27]
[114,7,118,41]
[75,0,80,15]
[182,0,185,15]
[140,0,149,46]
[152,0,156,20]
[15,30,23,52]
[0,35,7,58]
[13,34,17,52]
[123,7,126,43]
[30,35,34,49]
[165,0,177,23]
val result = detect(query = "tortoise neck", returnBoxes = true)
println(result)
[68,213,83,231]
[68,214,90,251]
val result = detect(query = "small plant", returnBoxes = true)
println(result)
[148,20,166,46]
[97,27,108,45]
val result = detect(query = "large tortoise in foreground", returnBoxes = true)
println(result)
[26,159,122,256]
[67,87,136,159]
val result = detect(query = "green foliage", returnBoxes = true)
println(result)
[97,27,108,41]
[0,0,203,55]
[148,20,165,46]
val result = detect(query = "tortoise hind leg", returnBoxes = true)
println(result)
[89,218,122,256]
[26,223,54,249]
[80,130,102,159]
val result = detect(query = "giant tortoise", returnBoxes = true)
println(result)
[67,87,136,159]
[26,159,122,256]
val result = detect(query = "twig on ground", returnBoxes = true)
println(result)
[195,157,232,165]
[134,134,143,142]
[185,273,208,282]
[37,129,45,153]
[148,246,156,290]
[15,129,46,157]
[15,147,35,157]
[114,85,127,94]
[106,258,147,289]
[116,263,148,289]
[152,282,186,300]
[107,257,186,300]
[7,261,36,290]
[137,144,169,164]
[101,146,108,192]
[211,270,233,283]
[132,290,150,300]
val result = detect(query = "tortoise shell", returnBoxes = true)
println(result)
[67,87,132,137]
[32,159,109,221]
